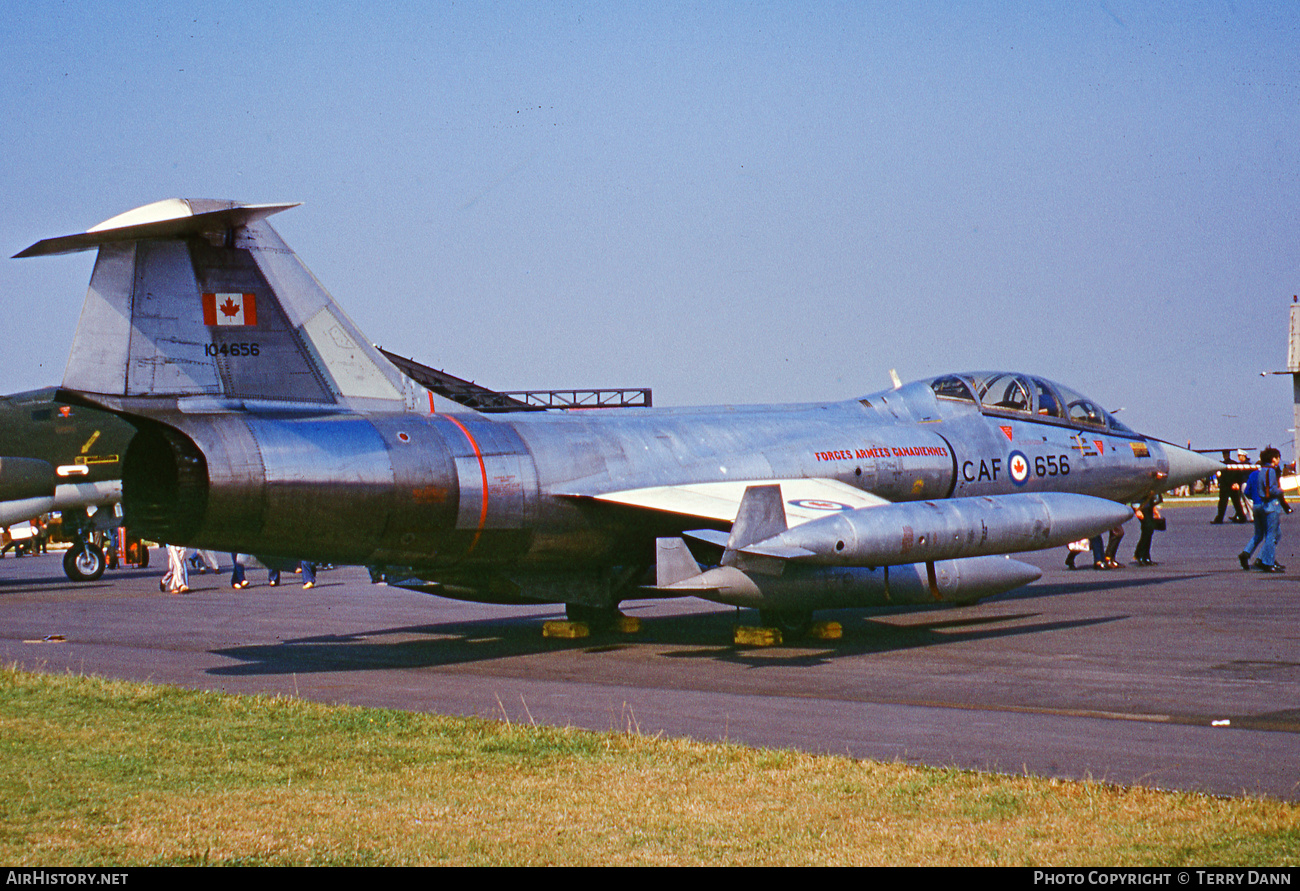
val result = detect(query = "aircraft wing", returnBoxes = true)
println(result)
[576,478,890,526]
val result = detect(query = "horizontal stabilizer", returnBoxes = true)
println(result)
[683,529,730,548]
[732,542,818,561]
[684,528,814,563]
[15,200,299,257]
[657,564,751,596]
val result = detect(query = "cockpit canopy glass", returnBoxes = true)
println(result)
[972,373,1033,413]
[928,372,1135,434]
[928,374,976,403]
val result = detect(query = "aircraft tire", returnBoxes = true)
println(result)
[759,608,814,638]
[63,543,106,582]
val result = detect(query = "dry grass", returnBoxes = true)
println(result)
[0,667,1294,865]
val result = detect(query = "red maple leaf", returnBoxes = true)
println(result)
[220,297,240,318]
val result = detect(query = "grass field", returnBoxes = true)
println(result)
[0,667,1295,866]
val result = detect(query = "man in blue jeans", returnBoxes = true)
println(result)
[268,559,316,589]
[1239,448,1291,572]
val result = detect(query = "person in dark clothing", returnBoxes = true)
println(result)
[1134,491,1164,565]
[1213,451,1251,524]
[1090,526,1125,569]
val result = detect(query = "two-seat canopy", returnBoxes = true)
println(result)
[925,372,1136,435]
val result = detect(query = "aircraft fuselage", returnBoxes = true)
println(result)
[122,376,1178,580]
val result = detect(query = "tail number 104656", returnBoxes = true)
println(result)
[206,343,260,357]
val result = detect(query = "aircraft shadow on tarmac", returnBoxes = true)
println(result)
[207,607,1127,676]
[657,612,1127,668]
[210,612,642,676]
[0,566,157,595]
[987,571,1213,601]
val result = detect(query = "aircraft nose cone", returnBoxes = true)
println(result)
[1160,442,1226,490]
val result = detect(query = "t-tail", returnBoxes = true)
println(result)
[16,199,462,415]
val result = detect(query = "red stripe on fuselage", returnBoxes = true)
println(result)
[441,415,489,555]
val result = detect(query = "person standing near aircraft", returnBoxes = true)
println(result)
[1089,526,1125,570]
[1213,451,1251,524]
[1064,537,1089,569]
[1133,491,1164,565]
[1239,448,1290,572]
[160,543,190,593]
[230,553,249,589]
[268,560,315,589]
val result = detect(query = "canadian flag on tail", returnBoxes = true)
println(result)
[202,293,258,326]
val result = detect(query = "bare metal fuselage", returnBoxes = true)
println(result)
[124,381,1171,580]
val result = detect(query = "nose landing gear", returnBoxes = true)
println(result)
[63,541,106,582]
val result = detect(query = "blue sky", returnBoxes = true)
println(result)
[3,1,1298,453]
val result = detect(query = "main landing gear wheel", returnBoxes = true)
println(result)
[63,542,106,582]
[759,609,814,638]
[565,602,623,631]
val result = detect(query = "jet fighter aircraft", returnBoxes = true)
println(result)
[0,388,133,579]
[16,199,1221,631]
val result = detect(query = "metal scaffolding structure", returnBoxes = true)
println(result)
[379,348,651,412]
[491,388,652,410]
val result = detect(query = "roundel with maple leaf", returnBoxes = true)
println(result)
[1007,450,1031,486]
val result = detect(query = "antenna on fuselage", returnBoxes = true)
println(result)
[889,369,902,390]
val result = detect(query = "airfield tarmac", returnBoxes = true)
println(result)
[0,502,1296,801]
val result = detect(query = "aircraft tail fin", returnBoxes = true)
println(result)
[721,484,790,573]
[722,485,787,562]
[655,537,702,587]
[19,199,458,413]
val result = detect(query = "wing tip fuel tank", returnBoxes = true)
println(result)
[657,551,1043,609]
[749,492,1133,567]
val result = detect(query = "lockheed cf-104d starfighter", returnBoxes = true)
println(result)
[15,199,1221,632]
